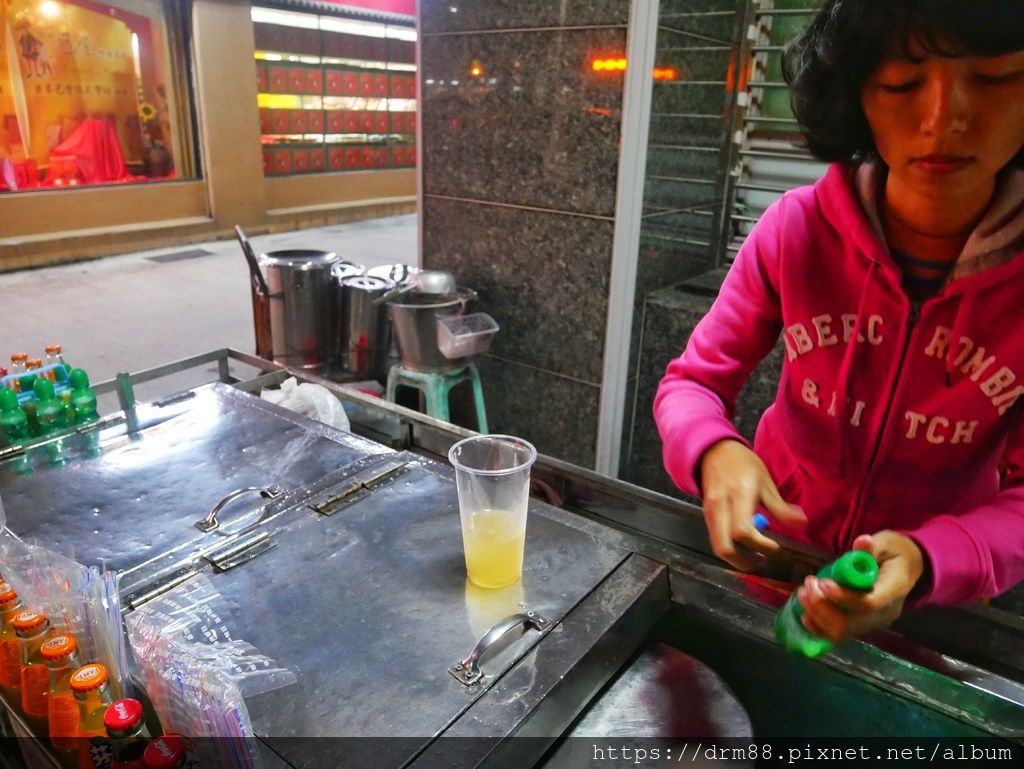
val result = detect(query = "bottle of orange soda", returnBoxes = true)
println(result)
[0,583,25,707]
[13,609,53,733]
[70,663,115,769]
[42,633,84,754]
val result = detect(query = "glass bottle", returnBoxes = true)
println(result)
[0,582,25,707]
[142,736,187,769]
[44,345,69,383]
[13,609,52,727]
[105,698,152,769]
[71,663,115,768]
[10,354,28,392]
[42,633,83,751]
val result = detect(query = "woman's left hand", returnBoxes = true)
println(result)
[797,531,926,643]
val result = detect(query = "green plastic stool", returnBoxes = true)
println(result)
[386,363,488,432]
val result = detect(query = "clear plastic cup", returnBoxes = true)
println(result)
[448,435,537,589]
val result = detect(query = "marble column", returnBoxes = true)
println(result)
[420,1,630,467]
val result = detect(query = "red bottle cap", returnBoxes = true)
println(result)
[104,698,145,733]
[143,736,186,769]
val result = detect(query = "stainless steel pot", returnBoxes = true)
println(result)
[259,249,340,371]
[338,274,395,380]
[388,288,477,372]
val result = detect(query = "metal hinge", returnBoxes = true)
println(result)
[124,567,198,610]
[309,458,410,516]
[203,530,277,572]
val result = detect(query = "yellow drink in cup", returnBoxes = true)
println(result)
[462,509,527,588]
[449,435,537,589]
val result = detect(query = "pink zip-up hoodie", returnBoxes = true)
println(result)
[654,162,1024,607]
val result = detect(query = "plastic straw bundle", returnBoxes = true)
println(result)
[127,574,296,769]
[0,531,129,699]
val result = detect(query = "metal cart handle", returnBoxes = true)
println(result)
[449,610,552,686]
[195,486,284,533]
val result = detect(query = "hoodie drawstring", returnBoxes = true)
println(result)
[834,260,880,478]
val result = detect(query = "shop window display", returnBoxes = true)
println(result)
[0,0,192,193]
[253,6,416,176]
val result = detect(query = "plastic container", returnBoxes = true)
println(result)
[437,312,499,360]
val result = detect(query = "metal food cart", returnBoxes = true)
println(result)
[0,349,1021,769]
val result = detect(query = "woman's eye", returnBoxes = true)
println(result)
[975,70,1024,85]
[879,80,921,93]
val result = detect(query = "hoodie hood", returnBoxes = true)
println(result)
[853,159,1024,281]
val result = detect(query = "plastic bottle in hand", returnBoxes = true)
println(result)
[774,550,879,658]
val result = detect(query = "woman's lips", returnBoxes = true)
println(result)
[912,155,974,174]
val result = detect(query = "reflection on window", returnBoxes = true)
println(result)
[252,5,417,177]
[0,0,191,193]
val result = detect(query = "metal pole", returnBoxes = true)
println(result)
[594,0,659,477]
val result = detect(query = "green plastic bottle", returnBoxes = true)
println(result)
[0,389,29,444]
[33,378,65,435]
[68,369,99,424]
[774,550,880,658]
[18,375,40,436]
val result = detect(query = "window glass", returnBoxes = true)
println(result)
[0,0,194,192]
[252,5,417,176]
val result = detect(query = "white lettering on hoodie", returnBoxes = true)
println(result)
[923,326,1024,414]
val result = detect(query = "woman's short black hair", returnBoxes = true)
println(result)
[782,0,1024,167]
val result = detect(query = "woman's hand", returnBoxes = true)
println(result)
[798,531,927,642]
[699,439,807,570]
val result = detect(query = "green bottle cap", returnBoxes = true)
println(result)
[33,378,56,401]
[827,551,879,591]
[0,388,19,412]
[20,375,37,393]
[69,368,90,390]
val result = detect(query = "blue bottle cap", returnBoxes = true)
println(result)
[753,513,770,531]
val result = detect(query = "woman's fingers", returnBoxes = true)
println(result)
[802,577,851,643]
[760,480,808,527]
[731,479,778,549]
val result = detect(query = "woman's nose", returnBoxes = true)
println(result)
[920,69,969,138]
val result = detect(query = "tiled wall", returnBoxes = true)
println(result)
[420,1,630,467]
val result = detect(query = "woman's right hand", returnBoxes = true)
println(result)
[699,439,807,570]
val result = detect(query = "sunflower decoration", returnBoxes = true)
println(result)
[138,102,158,123]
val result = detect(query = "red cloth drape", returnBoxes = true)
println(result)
[47,118,129,184]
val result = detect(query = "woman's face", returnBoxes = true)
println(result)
[861,42,1024,200]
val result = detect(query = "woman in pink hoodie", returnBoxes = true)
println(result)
[655,0,1024,643]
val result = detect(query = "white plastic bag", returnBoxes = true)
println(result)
[260,377,351,432]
